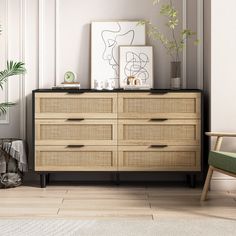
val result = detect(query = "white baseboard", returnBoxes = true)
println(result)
[211,178,236,191]
[210,172,236,191]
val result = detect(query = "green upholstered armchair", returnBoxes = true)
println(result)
[201,132,236,201]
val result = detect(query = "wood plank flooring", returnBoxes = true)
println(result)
[0,184,235,220]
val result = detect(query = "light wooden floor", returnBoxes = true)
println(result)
[0,183,235,220]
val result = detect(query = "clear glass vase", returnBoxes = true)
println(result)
[170,61,182,90]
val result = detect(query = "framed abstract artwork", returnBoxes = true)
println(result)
[91,21,146,89]
[119,46,153,89]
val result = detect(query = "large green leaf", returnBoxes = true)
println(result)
[0,102,15,115]
[0,25,26,116]
[0,61,26,90]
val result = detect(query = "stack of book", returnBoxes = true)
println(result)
[52,82,80,89]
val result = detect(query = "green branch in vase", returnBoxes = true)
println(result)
[139,0,199,63]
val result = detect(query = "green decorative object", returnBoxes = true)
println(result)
[0,61,26,115]
[64,71,76,83]
[0,26,26,115]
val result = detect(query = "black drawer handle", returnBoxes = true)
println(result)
[67,145,85,148]
[67,118,84,121]
[150,145,168,148]
[66,91,85,94]
[150,118,168,122]
[149,91,168,95]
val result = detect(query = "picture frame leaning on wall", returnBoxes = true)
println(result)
[91,21,146,90]
[119,46,153,89]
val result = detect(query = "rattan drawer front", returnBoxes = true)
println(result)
[35,93,117,119]
[118,93,201,119]
[118,146,201,171]
[35,146,117,171]
[35,120,117,145]
[118,119,200,146]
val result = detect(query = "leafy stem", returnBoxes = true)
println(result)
[0,25,26,115]
[169,0,180,61]
[139,0,198,63]
[0,61,26,90]
[0,61,26,115]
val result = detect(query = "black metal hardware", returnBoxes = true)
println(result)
[66,118,84,121]
[66,91,85,94]
[149,118,168,122]
[150,145,168,148]
[67,145,85,148]
[149,91,168,95]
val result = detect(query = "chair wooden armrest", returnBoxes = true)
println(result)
[205,132,236,151]
[205,132,236,137]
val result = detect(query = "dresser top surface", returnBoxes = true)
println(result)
[33,88,202,93]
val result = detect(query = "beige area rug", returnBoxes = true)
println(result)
[0,219,236,236]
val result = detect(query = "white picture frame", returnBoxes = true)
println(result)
[119,46,153,89]
[91,21,146,89]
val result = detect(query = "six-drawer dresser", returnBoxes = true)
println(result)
[33,89,203,188]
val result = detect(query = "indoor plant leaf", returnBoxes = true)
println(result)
[0,102,15,115]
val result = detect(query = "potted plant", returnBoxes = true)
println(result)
[0,26,26,188]
[140,0,198,89]
[0,26,26,115]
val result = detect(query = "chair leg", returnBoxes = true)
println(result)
[201,166,214,201]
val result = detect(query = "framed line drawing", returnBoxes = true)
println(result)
[91,21,146,89]
[119,46,154,89]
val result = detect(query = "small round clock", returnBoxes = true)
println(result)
[64,71,76,83]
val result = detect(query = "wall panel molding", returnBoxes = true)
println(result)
[55,0,59,86]
[0,0,10,124]
[19,0,26,139]
[197,0,204,89]
[182,0,187,89]
[38,0,44,88]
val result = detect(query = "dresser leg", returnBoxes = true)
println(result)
[186,174,190,185]
[46,174,50,185]
[189,174,196,188]
[116,172,120,185]
[40,174,46,188]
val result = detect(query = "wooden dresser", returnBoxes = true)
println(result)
[33,89,202,187]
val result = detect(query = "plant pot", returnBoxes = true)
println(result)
[170,61,181,90]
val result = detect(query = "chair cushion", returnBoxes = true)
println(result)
[209,151,236,174]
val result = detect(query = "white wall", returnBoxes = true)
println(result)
[210,0,236,190]
[0,0,203,181]
[0,0,23,138]
[0,0,203,136]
